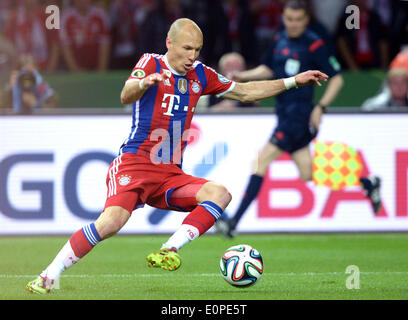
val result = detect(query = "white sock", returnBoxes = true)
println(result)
[161,224,200,251]
[41,241,79,281]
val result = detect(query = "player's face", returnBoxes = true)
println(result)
[283,8,309,38]
[166,27,203,74]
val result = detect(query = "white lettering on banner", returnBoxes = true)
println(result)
[0,115,408,234]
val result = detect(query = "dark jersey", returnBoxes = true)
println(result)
[262,29,341,124]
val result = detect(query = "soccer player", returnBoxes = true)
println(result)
[215,0,381,238]
[25,17,328,294]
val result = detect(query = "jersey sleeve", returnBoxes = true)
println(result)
[126,53,157,84]
[309,39,341,78]
[201,64,236,97]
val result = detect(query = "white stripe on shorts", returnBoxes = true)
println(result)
[108,155,122,197]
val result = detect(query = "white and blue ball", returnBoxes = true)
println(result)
[220,244,263,287]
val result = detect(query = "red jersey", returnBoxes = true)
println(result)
[60,6,110,70]
[119,53,235,166]
[4,5,59,70]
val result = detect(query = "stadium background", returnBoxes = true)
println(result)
[0,0,408,301]
[1,0,407,234]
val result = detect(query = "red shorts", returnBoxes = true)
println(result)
[103,153,208,214]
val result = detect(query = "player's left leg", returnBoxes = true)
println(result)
[146,181,231,270]
[162,181,231,248]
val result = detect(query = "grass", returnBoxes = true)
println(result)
[0,233,407,300]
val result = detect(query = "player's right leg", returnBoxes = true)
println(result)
[25,206,131,294]
[216,142,283,238]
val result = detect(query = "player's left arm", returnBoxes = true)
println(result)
[309,74,344,129]
[309,40,345,129]
[223,70,329,103]
[316,73,344,109]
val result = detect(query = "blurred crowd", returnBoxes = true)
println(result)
[0,0,407,74]
[0,0,407,112]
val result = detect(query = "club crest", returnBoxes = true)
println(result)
[191,81,200,93]
[118,174,132,186]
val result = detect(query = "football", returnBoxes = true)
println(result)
[219,244,263,287]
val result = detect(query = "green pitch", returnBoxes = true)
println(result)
[1,233,407,300]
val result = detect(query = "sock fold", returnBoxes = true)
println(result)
[183,201,223,235]
[69,223,102,258]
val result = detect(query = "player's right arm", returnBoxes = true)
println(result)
[120,53,164,105]
[223,70,329,103]
[120,73,163,104]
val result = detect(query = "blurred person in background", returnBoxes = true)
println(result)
[215,0,383,238]
[221,0,257,67]
[182,0,229,67]
[0,54,58,113]
[388,0,408,58]
[139,0,183,54]
[362,48,408,110]
[305,0,336,56]
[207,52,255,111]
[3,0,60,72]
[0,0,12,33]
[310,0,345,37]
[249,0,284,55]
[389,48,408,74]
[109,0,155,70]
[109,0,139,69]
[60,0,111,72]
[0,34,15,74]
[335,0,390,70]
